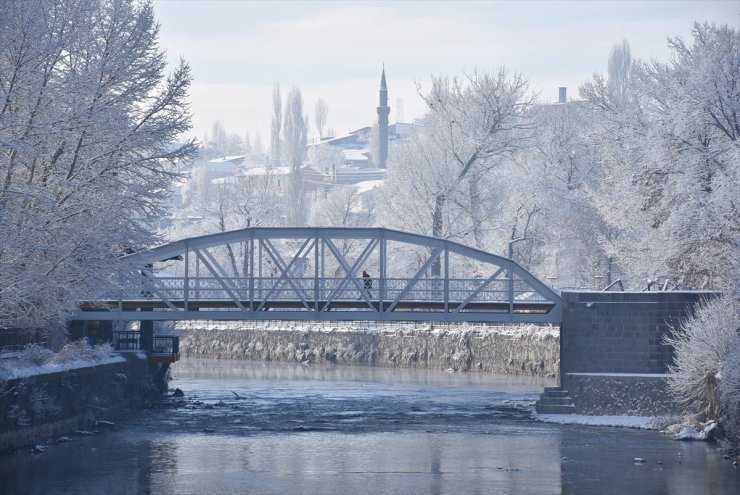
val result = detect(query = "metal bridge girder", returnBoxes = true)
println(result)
[78,227,562,324]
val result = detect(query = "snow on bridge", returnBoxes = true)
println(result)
[76,227,562,324]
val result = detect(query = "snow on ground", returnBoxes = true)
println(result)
[0,341,128,381]
[535,413,655,429]
[567,372,669,378]
[0,355,127,381]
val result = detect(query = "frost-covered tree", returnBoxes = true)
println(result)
[315,98,328,139]
[309,185,373,228]
[381,69,535,275]
[511,98,616,289]
[308,144,344,175]
[634,23,740,290]
[283,87,308,226]
[270,84,282,165]
[665,295,740,443]
[309,185,375,276]
[607,39,632,108]
[0,0,196,330]
[581,24,740,290]
[166,172,284,276]
[720,334,740,449]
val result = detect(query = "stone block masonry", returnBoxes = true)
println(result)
[176,322,560,377]
[560,291,717,379]
[565,373,676,416]
[557,290,718,415]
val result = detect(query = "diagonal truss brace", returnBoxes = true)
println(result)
[321,237,379,310]
[256,237,315,312]
[386,246,443,313]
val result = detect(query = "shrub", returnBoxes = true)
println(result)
[17,344,53,367]
[49,339,114,364]
[665,294,740,444]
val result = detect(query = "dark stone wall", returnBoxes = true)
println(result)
[0,354,151,452]
[559,291,718,415]
[560,291,717,380]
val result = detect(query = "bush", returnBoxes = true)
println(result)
[17,344,53,367]
[720,339,740,448]
[49,339,114,364]
[665,294,740,445]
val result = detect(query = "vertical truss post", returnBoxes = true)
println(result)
[314,231,320,312]
[248,236,255,310]
[444,246,449,313]
[320,237,326,300]
[184,248,189,311]
[508,260,514,320]
[379,230,386,314]
[258,237,263,300]
[195,253,200,300]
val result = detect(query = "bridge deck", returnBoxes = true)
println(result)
[82,299,555,313]
[78,298,558,323]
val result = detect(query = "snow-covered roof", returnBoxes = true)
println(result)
[208,155,246,164]
[342,149,370,161]
[308,133,354,147]
[354,179,384,194]
[211,176,236,185]
[243,166,290,176]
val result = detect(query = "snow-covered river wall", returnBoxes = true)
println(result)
[0,353,151,452]
[176,322,559,377]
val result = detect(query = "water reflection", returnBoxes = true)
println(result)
[1,359,737,495]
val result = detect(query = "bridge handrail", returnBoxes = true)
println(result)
[104,276,551,303]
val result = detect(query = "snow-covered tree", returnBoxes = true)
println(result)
[283,87,308,226]
[0,0,196,330]
[665,294,740,444]
[581,24,739,290]
[315,98,328,139]
[270,84,282,165]
[309,184,376,276]
[200,120,244,159]
[381,68,536,275]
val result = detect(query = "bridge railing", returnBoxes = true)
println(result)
[112,330,179,358]
[109,276,547,304]
[113,330,140,350]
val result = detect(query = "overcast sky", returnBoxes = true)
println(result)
[152,0,738,145]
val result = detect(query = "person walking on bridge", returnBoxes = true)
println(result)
[362,270,372,298]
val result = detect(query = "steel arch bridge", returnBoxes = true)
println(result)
[76,227,562,324]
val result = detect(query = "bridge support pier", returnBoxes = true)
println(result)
[140,309,153,353]
[150,362,171,395]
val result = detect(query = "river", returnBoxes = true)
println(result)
[1,359,738,494]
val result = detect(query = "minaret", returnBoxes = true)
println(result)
[377,66,390,169]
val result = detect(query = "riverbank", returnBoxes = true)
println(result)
[176,321,560,377]
[0,351,153,453]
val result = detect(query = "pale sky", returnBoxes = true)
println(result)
[152,0,738,144]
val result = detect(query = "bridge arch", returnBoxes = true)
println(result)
[78,227,561,323]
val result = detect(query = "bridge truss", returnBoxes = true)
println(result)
[77,227,562,323]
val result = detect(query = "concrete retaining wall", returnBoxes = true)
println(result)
[177,322,560,377]
[0,353,151,452]
[564,373,677,416]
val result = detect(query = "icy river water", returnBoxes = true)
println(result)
[2,358,739,494]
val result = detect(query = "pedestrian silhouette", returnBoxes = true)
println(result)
[362,270,372,297]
